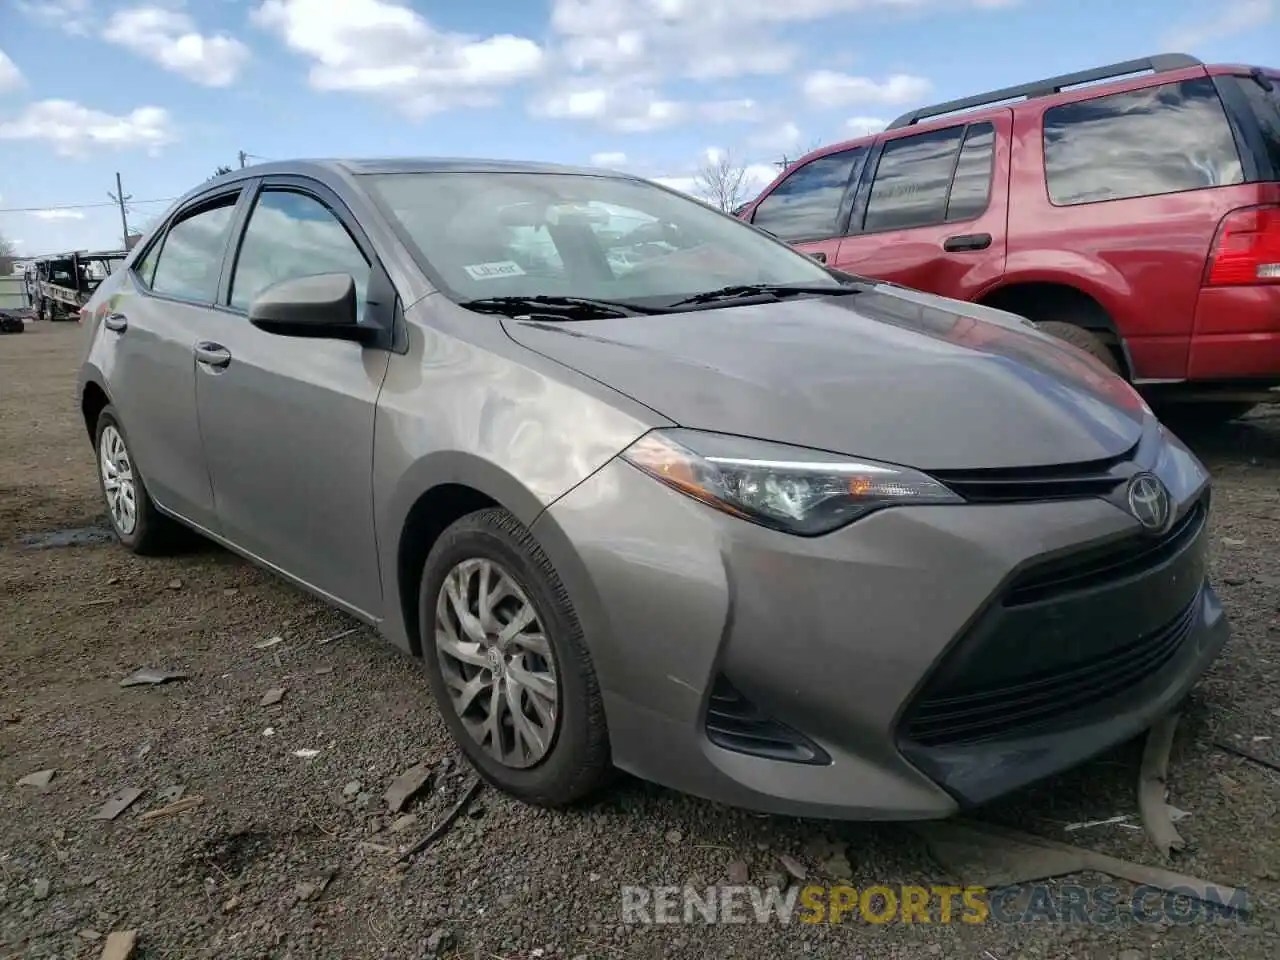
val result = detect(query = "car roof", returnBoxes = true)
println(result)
[201,156,630,188]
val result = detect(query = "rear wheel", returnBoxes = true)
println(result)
[1034,321,1121,374]
[93,405,184,555]
[419,507,612,807]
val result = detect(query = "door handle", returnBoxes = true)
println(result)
[808,251,827,263]
[104,313,127,332]
[943,233,992,252]
[194,341,232,370]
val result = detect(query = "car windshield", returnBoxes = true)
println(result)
[361,171,840,307]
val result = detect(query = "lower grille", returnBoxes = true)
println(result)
[705,675,829,764]
[903,594,1199,747]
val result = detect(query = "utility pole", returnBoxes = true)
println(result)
[108,172,131,250]
[238,150,247,169]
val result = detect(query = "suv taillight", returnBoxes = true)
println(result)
[1205,204,1280,286]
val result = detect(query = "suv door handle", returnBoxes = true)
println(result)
[104,313,127,332]
[943,233,992,252]
[808,251,827,263]
[194,341,231,370]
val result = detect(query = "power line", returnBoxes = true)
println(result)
[0,197,178,214]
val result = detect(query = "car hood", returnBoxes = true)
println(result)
[501,286,1150,471]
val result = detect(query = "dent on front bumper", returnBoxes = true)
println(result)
[531,455,1228,821]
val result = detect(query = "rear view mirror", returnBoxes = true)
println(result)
[248,273,372,343]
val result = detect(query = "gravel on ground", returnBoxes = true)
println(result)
[2,322,1279,959]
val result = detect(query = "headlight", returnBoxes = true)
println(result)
[620,428,962,536]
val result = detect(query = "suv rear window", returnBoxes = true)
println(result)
[1043,77,1244,205]
[1221,73,1280,176]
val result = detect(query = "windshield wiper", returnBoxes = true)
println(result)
[664,282,865,308]
[459,295,668,319]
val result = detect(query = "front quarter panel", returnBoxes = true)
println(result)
[374,296,669,652]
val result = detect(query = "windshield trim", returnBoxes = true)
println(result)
[354,170,842,313]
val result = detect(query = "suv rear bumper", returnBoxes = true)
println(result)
[1189,285,1280,380]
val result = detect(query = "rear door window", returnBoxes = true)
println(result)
[1042,78,1244,205]
[945,123,996,222]
[750,148,866,243]
[862,125,966,232]
[149,196,239,303]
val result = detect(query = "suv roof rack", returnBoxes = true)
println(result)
[885,53,1203,131]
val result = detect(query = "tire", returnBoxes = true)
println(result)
[419,507,611,807]
[1157,401,1257,428]
[1034,321,1121,374]
[93,404,183,555]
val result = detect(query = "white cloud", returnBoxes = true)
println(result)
[0,100,176,157]
[251,0,544,117]
[803,70,932,108]
[29,209,86,220]
[0,50,23,91]
[104,5,250,87]
[15,0,93,36]
[1160,0,1275,50]
[537,1,994,131]
[590,151,628,166]
[532,82,689,132]
[532,85,762,133]
[750,120,804,152]
[846,115,888,136]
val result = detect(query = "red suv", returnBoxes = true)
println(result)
[739,54,1280,423]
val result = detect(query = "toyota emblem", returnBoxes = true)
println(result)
[1126,472,1171,532]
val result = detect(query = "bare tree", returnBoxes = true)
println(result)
[0,230,14,260]
[775,138,826,172]
[694,150,749,213]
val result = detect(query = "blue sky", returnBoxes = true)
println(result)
[1,0,1276,256]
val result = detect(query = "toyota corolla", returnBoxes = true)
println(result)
[76,158,1227,819]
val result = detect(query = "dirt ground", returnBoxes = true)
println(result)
[2,321,1279,960]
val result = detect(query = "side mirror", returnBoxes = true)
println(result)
[248,273,371,343]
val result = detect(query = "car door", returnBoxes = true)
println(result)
[193,176,392,617]
[834,113,1011,298]
[747,146,870,266]
[98,187,247,532]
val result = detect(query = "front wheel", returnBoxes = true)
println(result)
[94,405,183,555]
[419,507,611,807]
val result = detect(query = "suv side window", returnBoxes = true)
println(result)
[1043,77,1244,206]
[751,148,866,243]
[862,125,966,233]
[229,189,370,314]
[149,196,239,303]
[945,123,996,222]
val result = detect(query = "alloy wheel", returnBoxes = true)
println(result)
[99,424,137,536]
[434,557,559,769]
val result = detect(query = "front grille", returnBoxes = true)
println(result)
[704,675,829,764]
[903,594,1199,746]
[1005,498,1207,607]
[930,446,1135,504]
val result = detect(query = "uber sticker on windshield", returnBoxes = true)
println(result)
[463,260,527,281]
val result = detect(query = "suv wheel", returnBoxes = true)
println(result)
[94,404,183,554]
[419,507,611,807]
[1034,321,1120,374]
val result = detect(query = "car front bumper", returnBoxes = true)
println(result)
[531,452,1228,821]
